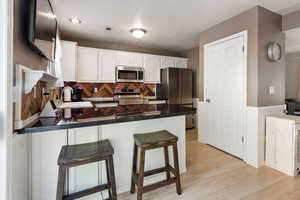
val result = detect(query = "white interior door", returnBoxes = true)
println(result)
[204,32,247,159]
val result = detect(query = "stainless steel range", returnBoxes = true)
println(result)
[113,88,148,105]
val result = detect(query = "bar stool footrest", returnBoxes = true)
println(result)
[63,183,110,200]
[142,177,177,193]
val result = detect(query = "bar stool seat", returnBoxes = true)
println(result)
[133,130,178,148]
[56,140,117,200]
[131,130,182,200]
[58,140,114,166]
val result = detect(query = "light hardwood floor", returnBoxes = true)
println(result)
[119,129,300,200]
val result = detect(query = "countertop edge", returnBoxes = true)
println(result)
[16,110,196,134]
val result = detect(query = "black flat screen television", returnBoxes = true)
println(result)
[27,0,57,61]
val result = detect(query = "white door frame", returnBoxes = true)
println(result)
[0,0,14,199]
[203,30,248,160]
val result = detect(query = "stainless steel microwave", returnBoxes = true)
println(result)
[116,66,144,83]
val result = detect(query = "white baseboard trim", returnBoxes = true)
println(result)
[245,105,286,168]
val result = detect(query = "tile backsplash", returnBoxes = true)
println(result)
[64,82,156,98]
[21,81,61,120]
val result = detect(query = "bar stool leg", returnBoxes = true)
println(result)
[105,159,112,199]
[130,143,138,193]
[137,149,146,200]
[172,143,182,195]
[164,146,171,180]
[56,166,67,200]
[107,155,117,200]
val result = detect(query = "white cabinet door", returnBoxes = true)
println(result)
[78,47,98,81]
[175,58,188,68]
[98,49,116,82]
[61,41,77,81]
[31,130,68,200]
[203,34,246,159]
[275,120,295,176]
[68,126,101,200]
[144,54,161,83]
[116,51,143,67]
[161,56,175,68]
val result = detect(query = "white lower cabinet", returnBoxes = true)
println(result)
[266,114,300,176]
[31,130,68,200]
[68,126,102,200]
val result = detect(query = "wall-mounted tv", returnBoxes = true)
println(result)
[27,0,57,62]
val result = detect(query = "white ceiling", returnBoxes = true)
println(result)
[286,27,300,54]
[50,0,300,52]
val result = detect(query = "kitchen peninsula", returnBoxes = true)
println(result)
[16,104,195,200]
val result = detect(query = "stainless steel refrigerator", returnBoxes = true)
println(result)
[157,68,194,129]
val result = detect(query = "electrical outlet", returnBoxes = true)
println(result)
[269,86,275,96]
[93,87,98,93]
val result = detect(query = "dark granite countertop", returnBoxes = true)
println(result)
[16,104,196,134]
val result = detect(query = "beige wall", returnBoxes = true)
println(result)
[198,7,259,105]
[61,37,182,57]
[198,6,285,107]
[286,52,300,99]
[182,47,199,97]
[283,10,300,31]
[14,0,48,70]
[257,7,285,106]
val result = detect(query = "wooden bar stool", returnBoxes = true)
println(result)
[56,140,117,200]
[130,130,182,200]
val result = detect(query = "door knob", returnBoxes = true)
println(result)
[206,99,211,103]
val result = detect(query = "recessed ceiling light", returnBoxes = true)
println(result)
[130,28,146,38]
[69,18,82,24]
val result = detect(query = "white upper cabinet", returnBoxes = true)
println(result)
[61,41,77,81]
[144,54,161,83]
[116,51,143,67]
[161,56,175,68]
[98,49,116,82]
[77,47,98,82]
[62,43,187,83]
[175,58,188,68]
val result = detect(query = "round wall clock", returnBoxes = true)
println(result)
[267,42,282,62]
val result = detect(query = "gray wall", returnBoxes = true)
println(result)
[14,0,48,70]
[286,52,300,99]
[283,10,300,31]
[257,7,285,106]
[198,7,259,105]
[182,47,199,98]
[198,6,285,107]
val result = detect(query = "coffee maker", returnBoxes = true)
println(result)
[72,88,83,102]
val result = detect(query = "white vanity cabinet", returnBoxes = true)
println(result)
[77,47,99,82]
[144,54,161,83]
[266,114,300,176]
[61,41,77,81]
[67,126,102,200]
[31,130,68,200]
[98,49,117,82]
